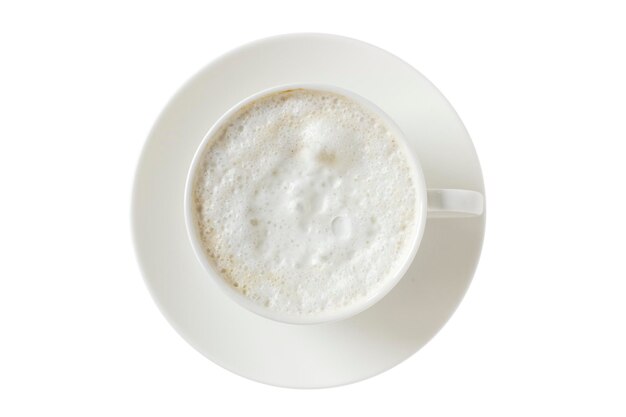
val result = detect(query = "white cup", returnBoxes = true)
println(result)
[184,84,484,324]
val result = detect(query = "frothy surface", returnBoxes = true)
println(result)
[193,89,419,318]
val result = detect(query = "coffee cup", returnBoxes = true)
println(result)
[184,84,483,324]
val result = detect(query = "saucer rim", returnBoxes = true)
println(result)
[131,32,485,389]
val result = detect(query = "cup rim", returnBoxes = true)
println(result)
[184,83,428,325]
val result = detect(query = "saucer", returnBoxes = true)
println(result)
[132,33,485,388]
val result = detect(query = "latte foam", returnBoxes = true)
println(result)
[192,89,419,318]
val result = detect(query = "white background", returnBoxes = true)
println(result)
[1,1,625,415]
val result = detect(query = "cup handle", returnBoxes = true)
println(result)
[427,189,484,217]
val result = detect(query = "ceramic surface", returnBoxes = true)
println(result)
[132,33,485,388]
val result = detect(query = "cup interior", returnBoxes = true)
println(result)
[184,84,428,324]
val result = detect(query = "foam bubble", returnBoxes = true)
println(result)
[193,89,418,318]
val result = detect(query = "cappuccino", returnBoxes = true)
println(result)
[192,89,419,318]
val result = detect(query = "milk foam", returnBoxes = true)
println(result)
[193,89,419,317]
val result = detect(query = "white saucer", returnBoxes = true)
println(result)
[132,34,485,388]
